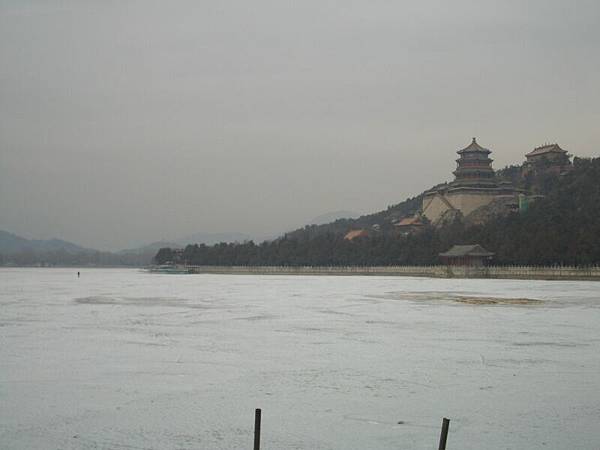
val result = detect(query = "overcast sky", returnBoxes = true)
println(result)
[1,0,599,250]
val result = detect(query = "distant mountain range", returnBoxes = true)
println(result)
[0,229,259,267]
[0,229,256,267]
[0,211,358,265]
[0,230,255,256]
[0,230,90,254]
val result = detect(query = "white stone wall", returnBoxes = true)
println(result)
[422,190,509,223]
[447,192,498,216]
[181,265,600,280]
[422,193,456,223]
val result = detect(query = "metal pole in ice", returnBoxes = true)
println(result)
[438,417,450,450]
[254,408,261,450]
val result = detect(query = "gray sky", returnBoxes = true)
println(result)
[1,0,599,250]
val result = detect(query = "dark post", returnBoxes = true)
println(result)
[438,417,450,450]
[253,408,261,450]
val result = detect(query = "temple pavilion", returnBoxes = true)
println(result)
[452,138,496,188]
[422,138,518,224]
[523,143,572,175]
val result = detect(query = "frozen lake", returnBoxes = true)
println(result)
[1,268,600,449]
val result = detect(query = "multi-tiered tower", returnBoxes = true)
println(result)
[421,138,518,224]
[452,138,496,188]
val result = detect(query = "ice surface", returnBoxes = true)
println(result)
[1,268,600,449]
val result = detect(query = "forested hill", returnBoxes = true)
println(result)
[470,157,600,265]
[156,157,600,266]
[285,193,424,241]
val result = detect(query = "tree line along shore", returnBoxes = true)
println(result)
[155,156,600,268]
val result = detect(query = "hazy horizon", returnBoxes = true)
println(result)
[2,1,599,250]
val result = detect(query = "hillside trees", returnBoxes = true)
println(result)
[154,157,600,266]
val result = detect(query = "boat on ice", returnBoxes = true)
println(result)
[147,264,192,274]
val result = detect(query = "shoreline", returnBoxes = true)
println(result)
[151,265,600,281]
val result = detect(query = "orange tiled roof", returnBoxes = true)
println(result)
[344,229,369,241]
[395,217,424,227]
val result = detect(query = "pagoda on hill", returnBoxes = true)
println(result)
[452,138,497,188]
[525,143,568,162]
[523,143,572,175]
[421,137,519,224]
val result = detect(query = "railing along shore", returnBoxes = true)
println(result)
[166,264,600,280]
